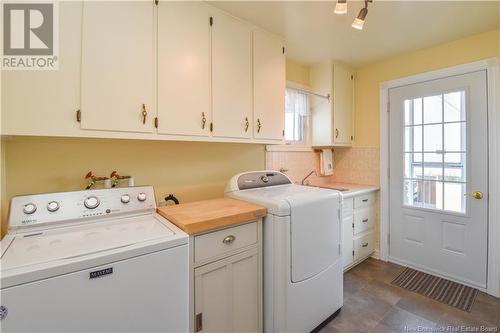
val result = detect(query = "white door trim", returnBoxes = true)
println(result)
[379,57,500,296]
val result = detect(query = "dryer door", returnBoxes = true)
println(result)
[287,191,341,282]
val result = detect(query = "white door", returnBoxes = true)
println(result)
[81,2,154,133]
[389,71,488,288]
[211,13,252,139]
[253,30,286,141]
[333,64,354,145]
[157,2,211,137]
[194,250,259,333]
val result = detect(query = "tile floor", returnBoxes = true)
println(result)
[321,258,500,333]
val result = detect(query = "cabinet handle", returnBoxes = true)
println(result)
[257,118,262,133]
[222,235,236,245]
[362,242,369,247]
[244,117,249,132]
[141,104,147,124]
[201,112,206,129]
[362,199,369,202]
[335,128,339,138]
[362,218,369,223]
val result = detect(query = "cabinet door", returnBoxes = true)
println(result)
[2,2,82,136]
[157,2,210,137]
[194,250,259,333]
[333,64,354,145]
[342,215,354,269]
[253,30,285,141]
[211,13,252,139]
[81,2,154,133]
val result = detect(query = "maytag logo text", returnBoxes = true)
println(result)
[2,2,58,70]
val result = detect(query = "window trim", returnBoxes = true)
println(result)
[266,81,312,152]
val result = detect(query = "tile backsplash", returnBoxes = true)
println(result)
[266,146,380,185]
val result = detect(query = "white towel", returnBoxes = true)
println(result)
[320,149,334,176]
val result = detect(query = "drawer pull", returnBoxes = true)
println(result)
[362,218,369,223]
[362,242,369,247]
[222,235,236,245]
[362,199,369,202]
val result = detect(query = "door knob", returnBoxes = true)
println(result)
[464,191,484,199]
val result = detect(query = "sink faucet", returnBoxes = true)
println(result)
[301,170,317,185]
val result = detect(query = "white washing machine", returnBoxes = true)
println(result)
[225,171,343,333]
[0,186,188,333]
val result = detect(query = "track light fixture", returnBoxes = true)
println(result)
[334,0,347,15]
[352,0,372,30]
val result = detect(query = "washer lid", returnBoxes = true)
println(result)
[226,184,335,216]
[1,215,175,271]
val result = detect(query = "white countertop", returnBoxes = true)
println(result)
[305,181,380,198]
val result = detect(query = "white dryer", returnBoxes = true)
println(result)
[225,171,343,333]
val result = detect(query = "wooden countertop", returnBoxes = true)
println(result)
[157,198,267,235]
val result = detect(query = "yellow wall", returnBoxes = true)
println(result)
[354,28,500,147]
[1,137,264,237]
[286,58,310,86]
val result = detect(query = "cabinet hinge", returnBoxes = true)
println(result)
[154,0,158,5]
[209,16,213,26]
[154,117,158,129]
[76,110,81,123]
[195,313,203,332]
[209,122,213,132]
[282,46,285,54]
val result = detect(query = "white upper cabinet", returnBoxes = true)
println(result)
[2,2,82,136]
[253,30,285,142]
[81,2,154,133]
[311,62,354,147]
[211,12,253,139]
[157,2,211,137]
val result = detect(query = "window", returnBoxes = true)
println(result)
[403,91,467,213]
[285,87,309,145]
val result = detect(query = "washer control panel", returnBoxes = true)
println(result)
[8,186,156,230]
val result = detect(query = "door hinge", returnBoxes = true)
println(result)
[195,313,203,332]
[209,122,213,132]
[351,75,354,80]
[209,16,213,26]
[76,110,81,123]
[387,167,390,179]
[388,233,390,245]
[154,117,158,129]
[351,135,354,141]
[154,0,158,5]
[339,243,342,255]
[352,222,354,229]
[282,129,285,137]
[387,100,390,112]
[352,250,355,257]
[282,46,285,54]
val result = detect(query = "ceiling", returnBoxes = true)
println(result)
[209,1,500,68]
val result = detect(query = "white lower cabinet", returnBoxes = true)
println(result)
[191,221,262,333]
[342,192,377,270]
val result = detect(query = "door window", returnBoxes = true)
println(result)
[403,91,467,213]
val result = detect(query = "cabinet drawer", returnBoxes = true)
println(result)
[354,193,375,209]
[353,207,375,235]
[342,198,354,217]
[354,231,374,262]
[194,222,257,263]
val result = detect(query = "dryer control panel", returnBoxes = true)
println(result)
[232,171,292,191]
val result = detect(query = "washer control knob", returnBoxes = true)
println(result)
[121,194,131,204]
[261,176,269,183]
[84,196,100,209]
[23,203,37,215]
[137,193,147,202]
[47,201,60,212]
